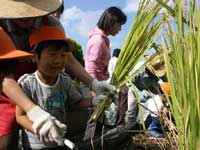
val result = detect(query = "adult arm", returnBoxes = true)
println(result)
[65,52,93,86]
[65,53,115,94]
[16,105,34,133]
[3,76,34,112]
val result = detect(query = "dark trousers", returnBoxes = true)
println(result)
[23,146,66,150]
[0,131,19,150]
[116,84,128,126]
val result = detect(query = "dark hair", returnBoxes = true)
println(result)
[33,40,71,59]
[0,59,18,75]
[97,7,127,32]
[112,48,121,57]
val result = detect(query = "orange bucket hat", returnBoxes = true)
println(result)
[29,26,74,52]
[0,27,33,60]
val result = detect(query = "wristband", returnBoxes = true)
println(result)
[27,104,37,113]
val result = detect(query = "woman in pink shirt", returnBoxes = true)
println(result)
[85,7,127,81]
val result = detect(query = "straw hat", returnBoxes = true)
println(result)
[29,26,74,52]
[0,0,62,19]
[0,27,33,59]
[145,54,165,77]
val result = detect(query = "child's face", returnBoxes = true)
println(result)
[37,46,67,78]
[110,22,122,36]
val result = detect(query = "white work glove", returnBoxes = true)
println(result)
[90,79,116,95]
[92,94,107,106]
[48,117,66,146]
[38,117,66,146]
[27,105,66,145]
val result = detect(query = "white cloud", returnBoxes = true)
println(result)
[123,0,175,14]
[123,0,139,13]
[61,6,103,38]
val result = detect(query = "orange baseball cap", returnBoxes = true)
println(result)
[29,26,74,52]
[0,27,33,60]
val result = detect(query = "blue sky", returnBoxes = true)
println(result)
[60,0,139,58]
[60,0,200,59]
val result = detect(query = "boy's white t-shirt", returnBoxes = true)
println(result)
[18,71,82,149]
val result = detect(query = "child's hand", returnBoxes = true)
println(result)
[48,118,67,146]
[27,105,51,134]
[27,105,66,145]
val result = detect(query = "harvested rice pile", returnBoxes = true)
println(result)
[127,132,178,150]
[125,116,179,150]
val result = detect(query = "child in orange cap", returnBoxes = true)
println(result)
[0,27,33,149]
[16,26,106,149]
[0,26,67,149]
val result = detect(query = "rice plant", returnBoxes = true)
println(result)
[159,0,200,149]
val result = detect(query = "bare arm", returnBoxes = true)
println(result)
[16,105,34,133]
[65,53,116,95]
[3,76,34,112]
[3,76,67,145]
[65,53,93,86]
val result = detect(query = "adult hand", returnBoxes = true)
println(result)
[27,105,66,145]
[92,94,107,106]
[90,79,116,95]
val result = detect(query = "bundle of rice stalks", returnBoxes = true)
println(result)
[111,0,167,87]
[89,0,167,122]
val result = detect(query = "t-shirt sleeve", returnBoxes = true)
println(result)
[18,74,32,99]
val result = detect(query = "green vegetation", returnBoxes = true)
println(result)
[160,0,200,149]
[89,1,200,149]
